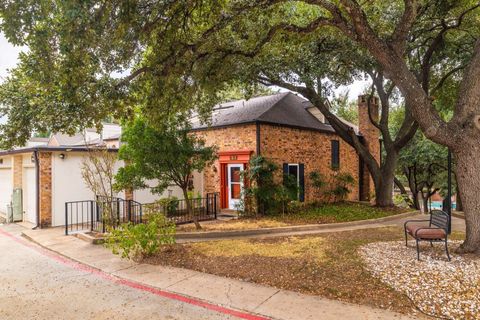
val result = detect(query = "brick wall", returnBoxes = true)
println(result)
[193,124,257,195]
[357,95,380,201]
[12,155,23,189]
[38,152,52,227]
[259,124,360,202]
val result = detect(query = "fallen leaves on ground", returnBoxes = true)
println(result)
[143,227,423,316]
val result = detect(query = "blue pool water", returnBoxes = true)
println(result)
[429,201,456,210]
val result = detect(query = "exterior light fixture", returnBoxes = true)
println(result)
[59,153,66,160]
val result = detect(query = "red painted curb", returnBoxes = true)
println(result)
[0,228,270,320]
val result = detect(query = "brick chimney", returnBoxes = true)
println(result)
[358,95,380,201]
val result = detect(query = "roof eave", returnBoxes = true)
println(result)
[0,146,119,157]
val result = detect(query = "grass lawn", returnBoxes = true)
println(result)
[143,227,465,315]
[177,202,412,232]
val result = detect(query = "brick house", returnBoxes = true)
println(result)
[191,92,380,210]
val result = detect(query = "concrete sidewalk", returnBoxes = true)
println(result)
[20,226,421,320]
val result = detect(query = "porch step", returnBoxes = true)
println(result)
[217,209,239,220]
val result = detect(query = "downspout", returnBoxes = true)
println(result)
[255,121,261,156]
[32,150,40,229]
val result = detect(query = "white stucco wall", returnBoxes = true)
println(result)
[192,170,204,196]
[52,152,101,226]
[49,151,181,226]
[133,180,183,204]
[22,154,37,224]
[0,156,13,216]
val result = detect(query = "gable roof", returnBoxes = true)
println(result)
[48,133,86,146]
[190,92,359,135]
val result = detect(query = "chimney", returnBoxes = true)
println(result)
[357,95,380,201]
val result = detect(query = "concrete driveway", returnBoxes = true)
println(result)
[0,224,243,320]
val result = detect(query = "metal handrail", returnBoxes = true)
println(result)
[65,194,218,235]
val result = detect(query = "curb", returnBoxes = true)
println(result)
[452,211,465,220]
[15,230,270,320]
[70,210,420,244]
[175,210,420,240]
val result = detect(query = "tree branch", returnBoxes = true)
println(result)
[454,38,480,124]
[390,0,418,55]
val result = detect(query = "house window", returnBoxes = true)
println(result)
[331,140,340,169]
[288,164,299,185]
[283,163,305,202]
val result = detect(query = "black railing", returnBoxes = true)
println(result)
[65,193,218,235]
[143,193,218,225]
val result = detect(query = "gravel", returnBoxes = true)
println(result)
[359,241,480,320]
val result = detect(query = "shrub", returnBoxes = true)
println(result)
[105,213,176,260]
[309,171,326,200]
[242,156,279,216]
[287,200,305,214]
[325,172,355,202]
[156,196,179,215]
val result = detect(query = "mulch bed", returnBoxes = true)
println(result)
[142,227,429,316]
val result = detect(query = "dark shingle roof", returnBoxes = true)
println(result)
[190,92,359,134]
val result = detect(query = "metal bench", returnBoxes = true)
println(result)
[404,210,450,261]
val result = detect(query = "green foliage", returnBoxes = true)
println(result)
[290,202,407,223]
[329,92,359,125]
[105,213,176,260]
[396,131,449,203]
[325,173,355,202]
[242,156,301,216]
[155,197,179,216]
[309,171,326,199]
[114,117,217,197]
[393,194,412,208]
[217,84,276,103]
[242,156,279,215]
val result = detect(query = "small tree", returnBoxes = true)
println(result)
[81,147,118,223]
[115,118,216,230]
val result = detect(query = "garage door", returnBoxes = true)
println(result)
[0,167,13,216]
[23,167,37,224]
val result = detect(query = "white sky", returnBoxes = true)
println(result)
[0,32,368,99]
[0,33,24,80]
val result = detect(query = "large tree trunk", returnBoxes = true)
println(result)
[456,183,464,212]
[454,148,480,253]
[375,175,394,207]
[183,188,201,230]
[412,192,421,211]
[421,194,429,214]
[371,151,397,207]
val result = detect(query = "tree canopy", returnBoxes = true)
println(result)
[2,0,480,251]
[115,117,216,196]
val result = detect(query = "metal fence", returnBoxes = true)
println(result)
[65,193,218,235]
[143,193,218,225]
